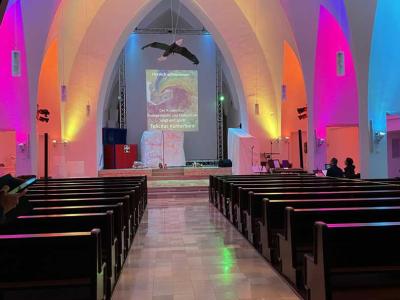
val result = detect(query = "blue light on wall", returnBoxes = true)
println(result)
[369,1,400,131]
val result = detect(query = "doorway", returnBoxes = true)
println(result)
[0,130,16,176]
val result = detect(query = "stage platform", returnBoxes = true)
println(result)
[98,166,232,180]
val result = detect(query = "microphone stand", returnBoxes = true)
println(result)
[162,131,165,167]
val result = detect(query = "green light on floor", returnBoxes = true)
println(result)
[219,247,234,284]
[219,95,225,102]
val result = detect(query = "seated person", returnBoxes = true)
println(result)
[344,157,356,178]
[0,174,30,224]
[0,191,19,223]
[326,157,344,178]
[0,173,25,192]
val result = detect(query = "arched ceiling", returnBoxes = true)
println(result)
[138,0,204,30]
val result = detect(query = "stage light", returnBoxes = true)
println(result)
[39,116,49,123]
[297,107,307,114]
[38,109,50,116]
[219,95,225,102]
[298,113,308,120]
[37,107,50,123]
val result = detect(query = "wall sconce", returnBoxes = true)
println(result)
[374,131,386,144]
[316,137,326,147]
[272,138,281,144]
[52,139,69,146]
[18,143,27,152]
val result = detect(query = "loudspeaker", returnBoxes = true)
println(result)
[102,128,127,145]
[61,85,67,102]
[218,159,232,167]
[336,51,345,76]
[11,50,21,77]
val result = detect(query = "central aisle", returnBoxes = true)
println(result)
[112,195,300,300]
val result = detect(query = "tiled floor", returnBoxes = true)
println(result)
[112,196,301,300]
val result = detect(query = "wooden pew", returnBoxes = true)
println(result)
[252,190,400,260]
[1,176,148,299]
[30,204,125,272]
[278,206,400,287]
[33,177,148,209]
[33,177,146,195]
[304,222,400,300]
[34,175,146,183]
[28,196,131,255]
[212,174,319,207]
[28,183,144,212]
[225,179,369,220]
[209,174,315,204]
[23,190,139,236]
[220,177,343,214]
[237,185,400,237]
[31,178,146,200]
[0,212,116,299]
[0,230,105,300]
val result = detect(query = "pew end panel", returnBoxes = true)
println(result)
[304,222,328,300]
[277,207,298,285]
[260,198,272,261]
[0,230,106,300]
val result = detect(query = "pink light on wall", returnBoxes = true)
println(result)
[0,0,30,144]
[314,5,358,138]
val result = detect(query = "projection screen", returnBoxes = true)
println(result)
[146,69,198,131]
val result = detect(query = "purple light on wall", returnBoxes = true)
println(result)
[314,5,358,138]
[0,0,30,144]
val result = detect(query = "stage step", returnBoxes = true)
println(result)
[149,175,208,181]
[151,168,185,177]
[148,185,208,199]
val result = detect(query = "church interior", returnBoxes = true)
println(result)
[1,0,400,299]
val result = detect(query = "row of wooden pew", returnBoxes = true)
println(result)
[0,176,147,300]
[209,174,400,300]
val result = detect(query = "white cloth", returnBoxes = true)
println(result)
[228,128,260,175]
[140,131,185,168]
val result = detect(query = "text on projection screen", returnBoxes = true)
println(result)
[146,69,198,131]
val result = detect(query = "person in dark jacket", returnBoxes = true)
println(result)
[0,191,19,223]
[326,157,344,178]
[344,157,356,178]
[0,174,29,224]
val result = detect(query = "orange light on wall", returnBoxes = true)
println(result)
[281,41,307,137]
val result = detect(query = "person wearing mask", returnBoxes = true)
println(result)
[344,157,356,179]
[326,157,344,178]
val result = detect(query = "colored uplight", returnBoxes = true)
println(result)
[369,1,400,132]
[219,95,225,102]
[314,5,358,138]
[0,0,30,145]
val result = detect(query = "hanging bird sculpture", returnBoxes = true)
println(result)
[142,39,199,65]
